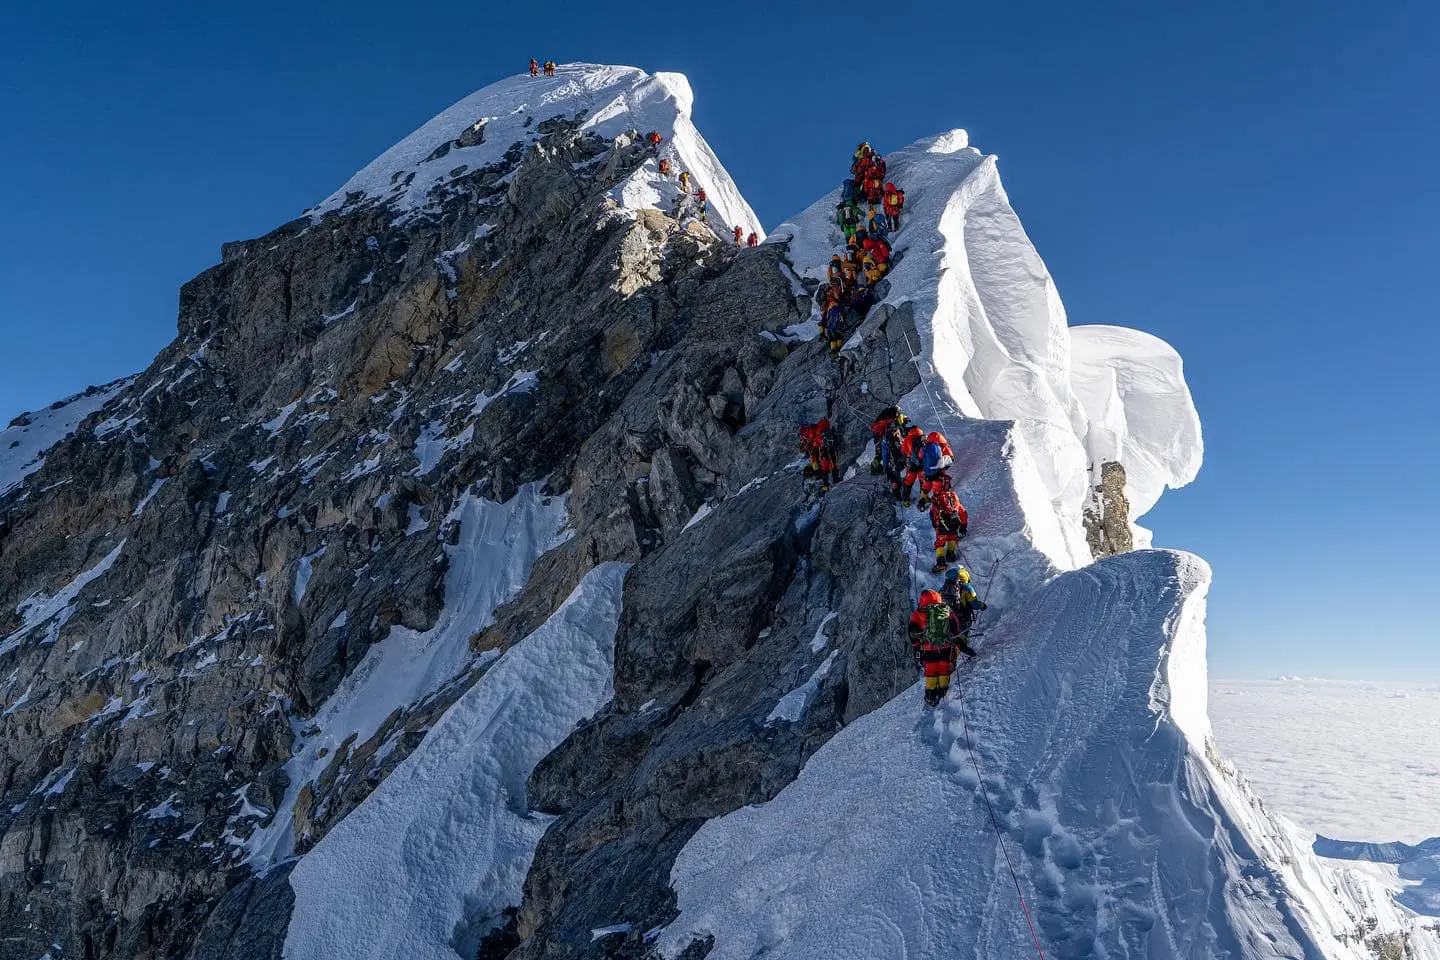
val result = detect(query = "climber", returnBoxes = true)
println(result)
[871,154,888,181]
[647,131,664,151]
[799,418,840,492]
[881,418,908,498]
[864,170,885,206]
[908,589,974,707]
[747,232,759,247]
[839,202,861,240]
[544,61,557,77]
[820,296,844,339]
[928,476,969,572]
[848,227,867,251]
[852,141,874,173]
[899,423,926,506]
[866,206,889,241]
[917,429,955,509]
[530,58,540,77]
[863,255,886,287]
[863,234,891,266]
[827,254,845,284]
[841,178,858,203]
[678,170,692,192]
[941,566,987,637]
[869,406,907,473]
[734,225,745,245]
[884,183,904,232]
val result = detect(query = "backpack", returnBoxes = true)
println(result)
[923,604,952,646]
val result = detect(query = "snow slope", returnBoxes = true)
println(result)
[662,552,1268,959]
[0,379,131,497]
[312,63,762,240]
[284,562,629,960]
[248,483,570,864]
[769,131,1200,539]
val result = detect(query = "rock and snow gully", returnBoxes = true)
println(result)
[0,62,1431,960]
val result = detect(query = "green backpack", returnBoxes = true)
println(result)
[923,603,951,646]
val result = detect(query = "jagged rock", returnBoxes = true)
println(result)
[185,862,295,960]
[1084,460,1133,557]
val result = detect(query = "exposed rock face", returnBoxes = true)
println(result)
[0,94,839,956]
[0,73,925,957]
[1083,460,1134,557]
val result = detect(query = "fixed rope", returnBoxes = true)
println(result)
[954,690,1048,959]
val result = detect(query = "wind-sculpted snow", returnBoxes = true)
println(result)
[284,562,628,960]
[313,63,762,239]
[770,131,1200,544]
[1071,324,1203,537]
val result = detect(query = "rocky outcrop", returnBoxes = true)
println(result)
[1083,460,1134,557]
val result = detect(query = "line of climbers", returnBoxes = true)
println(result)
[796,141,978,709]
[526,61,745,244]
[815,142,905,357]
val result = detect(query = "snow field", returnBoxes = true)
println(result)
[283,562,630,960]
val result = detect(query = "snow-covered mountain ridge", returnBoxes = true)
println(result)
[0,62,1432,960]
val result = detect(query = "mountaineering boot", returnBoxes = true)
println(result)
[923,688,941,708]
[916,496,929,511]
[931,560,948,573]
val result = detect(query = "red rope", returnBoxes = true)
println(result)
[955,691,1048,959]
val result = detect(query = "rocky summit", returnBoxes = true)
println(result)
[2,62,1427,960]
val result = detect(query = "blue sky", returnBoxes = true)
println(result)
[2,1,1436,679]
